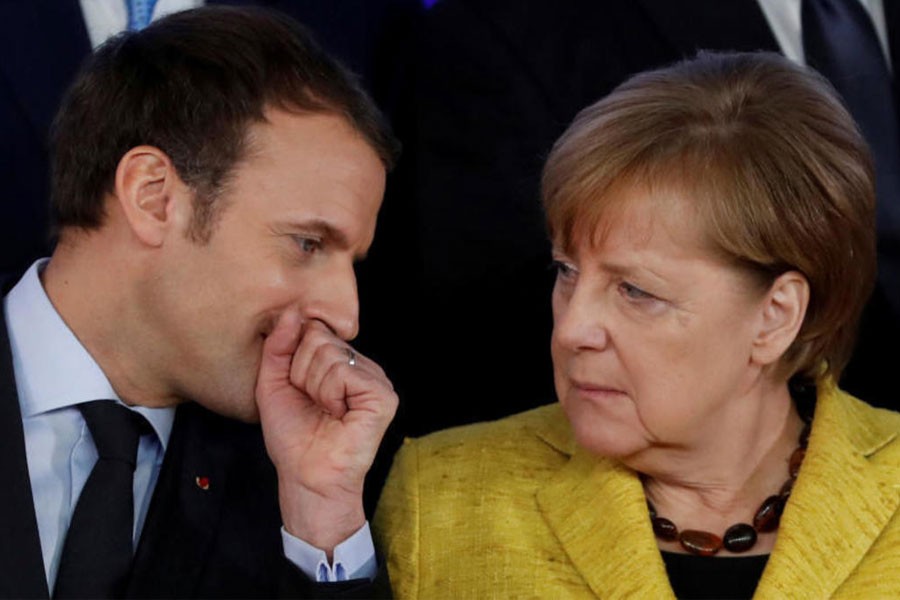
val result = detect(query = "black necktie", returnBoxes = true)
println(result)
[53,401,149,599]
[802,0,900,309]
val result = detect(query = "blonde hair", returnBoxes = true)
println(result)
[542,52,876,383]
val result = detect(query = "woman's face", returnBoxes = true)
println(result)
[551,182,771,461]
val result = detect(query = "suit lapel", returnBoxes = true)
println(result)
[635,0,779,55]
[127,404,231,598]
[0,0,90,138]
[534,431,675,598]
[756,385,900,597]
[0,316,49,598]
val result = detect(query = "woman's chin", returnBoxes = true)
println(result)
[568,417,649,459]
[561,394,650,459]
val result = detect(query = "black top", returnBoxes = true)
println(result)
[661,551,769,599]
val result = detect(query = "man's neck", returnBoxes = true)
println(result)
[42,242,182,409]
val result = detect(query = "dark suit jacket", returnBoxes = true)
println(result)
[406,0,900,436]
[0,312,387,598]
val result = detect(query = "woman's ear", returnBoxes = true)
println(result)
[751,271,810,367]
[113,146,192,247]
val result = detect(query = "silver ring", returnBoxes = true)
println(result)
[346,348,357,367]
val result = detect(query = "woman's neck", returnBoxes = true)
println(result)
[636,381,806,555]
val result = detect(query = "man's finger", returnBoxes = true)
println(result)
[289,320,336,392]
[312,359,351,419]
[257,309,304,396]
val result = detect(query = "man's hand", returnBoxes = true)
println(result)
[255,309,398,555]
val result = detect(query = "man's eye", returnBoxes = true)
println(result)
[619,282,654,301]
[295,237,321,254]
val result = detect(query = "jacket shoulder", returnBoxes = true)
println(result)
[375,404,584,599]
[827,387,900,464]
[381,403,574,514]
[406,403,572,463]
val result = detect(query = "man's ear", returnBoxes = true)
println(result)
[114,146,191,247]
[751,271,810,367]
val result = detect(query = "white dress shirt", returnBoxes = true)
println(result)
[756,0,890,69]
[4,260,376,586]
[4,259,173,588]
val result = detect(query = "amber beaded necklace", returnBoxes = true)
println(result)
[647,420,810,556]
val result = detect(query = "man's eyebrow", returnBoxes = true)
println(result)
[284,219,348,246]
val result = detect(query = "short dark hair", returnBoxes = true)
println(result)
[543,52,876,384]
[51,6,399,240]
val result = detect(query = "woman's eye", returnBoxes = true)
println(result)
[551,260,578,280]
[619,281,654,301]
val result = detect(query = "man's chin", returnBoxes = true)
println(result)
[222,399,261,423]
[229,403,261,423]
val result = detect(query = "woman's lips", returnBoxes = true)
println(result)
[571,379,623,392]
[570,380,626,400]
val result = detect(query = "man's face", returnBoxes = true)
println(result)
[143,109,386,421]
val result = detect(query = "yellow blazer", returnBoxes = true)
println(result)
[374,383,900,599]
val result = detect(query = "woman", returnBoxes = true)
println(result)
[374,52,900,599]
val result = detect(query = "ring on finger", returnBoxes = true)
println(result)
[346,347,357,367]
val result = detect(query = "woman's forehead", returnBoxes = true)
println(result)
[553,178,710,256]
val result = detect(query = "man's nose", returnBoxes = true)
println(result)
[303,263,360,341]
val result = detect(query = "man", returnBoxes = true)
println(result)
[1,7,399,598]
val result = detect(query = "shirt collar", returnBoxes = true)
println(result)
[3,259,174,449]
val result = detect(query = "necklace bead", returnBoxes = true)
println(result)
[679,530,722,556]
[652,517,678,541]
[789,448,806,478]
[723,523,757,552]
[752,495,785,533]
[779,478,795,498]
